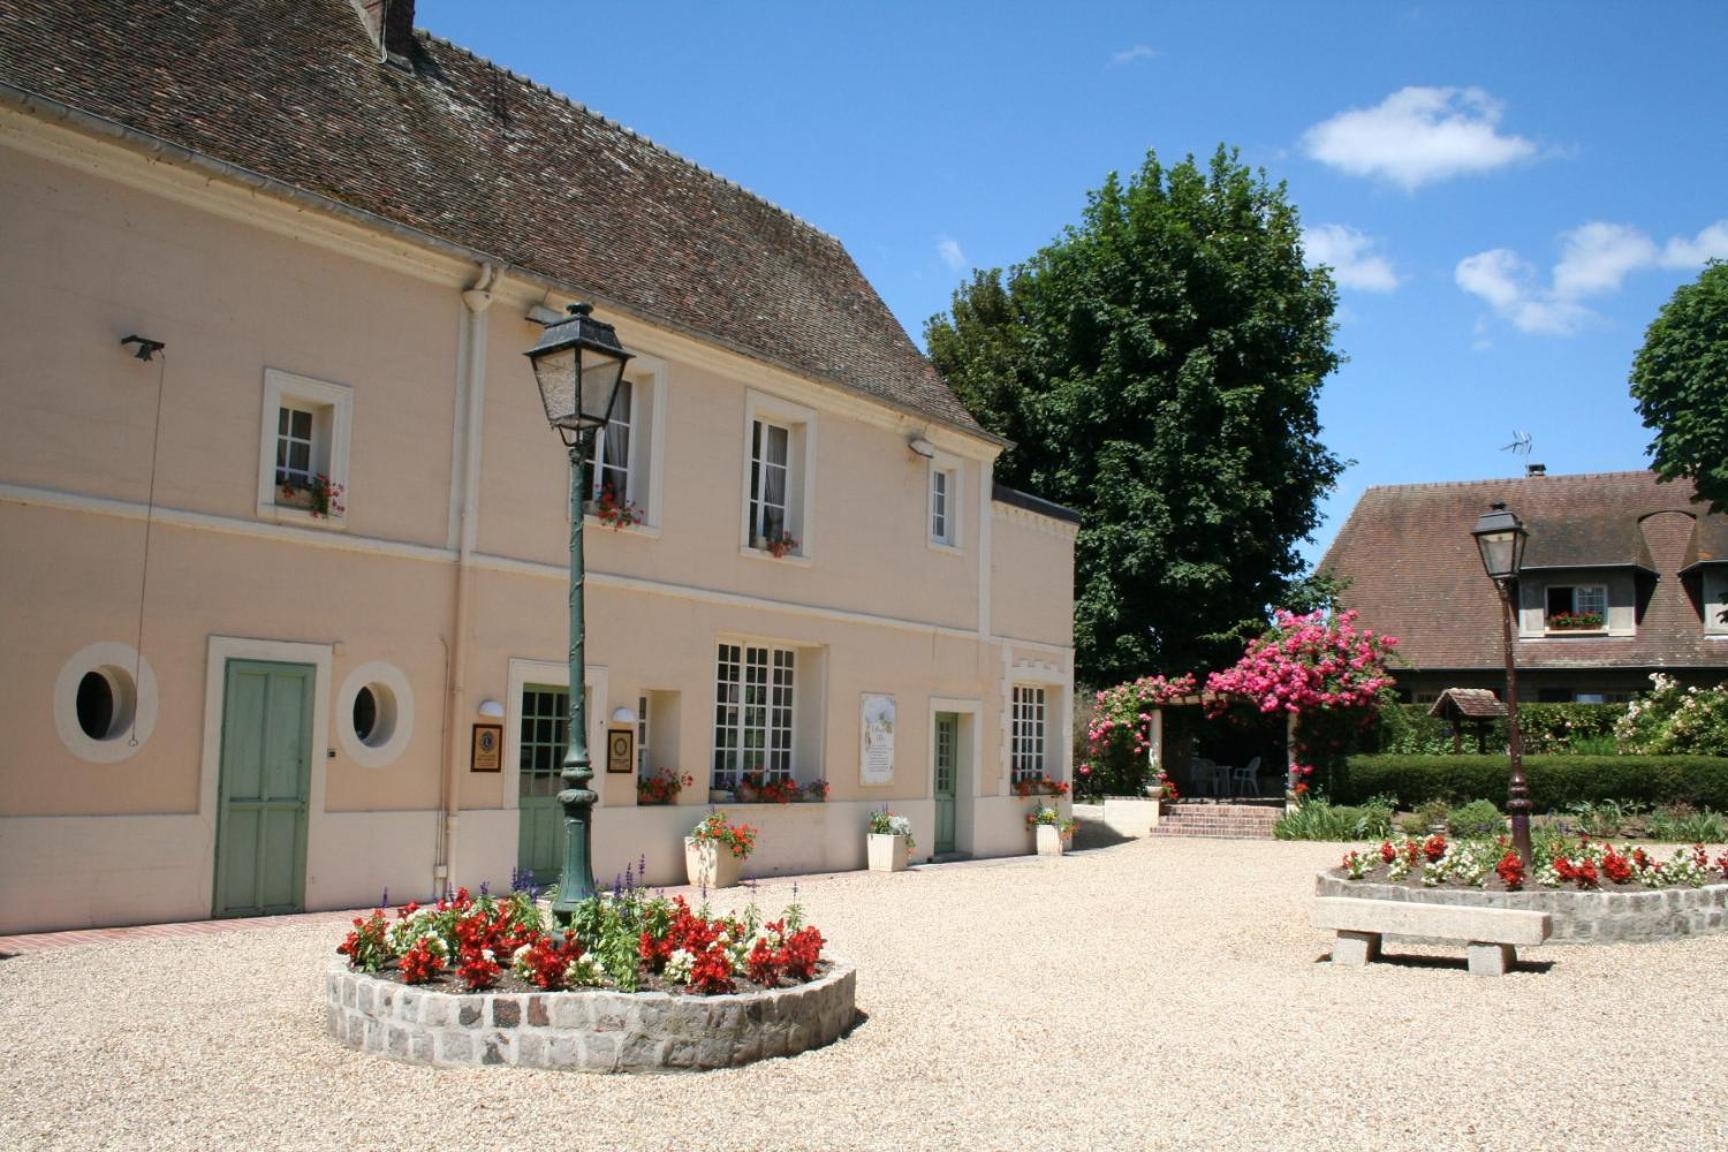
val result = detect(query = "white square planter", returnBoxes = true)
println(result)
[867,832,910,872]
[684,837,744,889]
[1035,824,1066,857]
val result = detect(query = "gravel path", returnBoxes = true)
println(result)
[4,837,1725,1151]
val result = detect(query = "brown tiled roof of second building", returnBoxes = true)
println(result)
[0,0,989,438]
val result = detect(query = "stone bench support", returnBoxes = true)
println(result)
[1311,896,1551,976]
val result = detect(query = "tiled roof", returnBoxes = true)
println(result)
[1319,470,1728,671]
[1427,688,1507,720]
[0,0,987,437]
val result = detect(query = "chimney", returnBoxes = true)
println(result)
[382,0,417,57]
[1526,463,1547,477]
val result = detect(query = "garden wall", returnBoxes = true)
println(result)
[1315,873,1728,944]
[326,957,857,1072]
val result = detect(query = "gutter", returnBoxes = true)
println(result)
[0,80,1007,450]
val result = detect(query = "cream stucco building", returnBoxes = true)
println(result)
[0,0,1077,934]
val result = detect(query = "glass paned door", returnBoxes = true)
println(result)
[517,685,568,886]
[934,712,958,855]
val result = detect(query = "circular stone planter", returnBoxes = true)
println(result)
[1316,873,1728,944]
[326,957,856,1072]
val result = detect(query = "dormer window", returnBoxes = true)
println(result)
[1545,584,1607,632]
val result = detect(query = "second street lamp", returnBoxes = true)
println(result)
[525,302,634,923]
[1471,501,1534,866]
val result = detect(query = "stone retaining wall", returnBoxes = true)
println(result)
[326,957,856,1072]
[1315,874,1728,944]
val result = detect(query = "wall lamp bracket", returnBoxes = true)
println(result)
[121,335,166,362]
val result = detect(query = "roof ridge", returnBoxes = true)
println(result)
[418,31,842,246]
[1360,469,1660,494]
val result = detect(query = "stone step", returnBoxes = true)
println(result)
[1148,803,1282,840]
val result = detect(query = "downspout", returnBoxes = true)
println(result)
[436,261,496,893]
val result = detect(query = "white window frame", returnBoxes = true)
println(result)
[1010,684,1048,782]
[1704,569,1728,637]
[928,451,963,551]
[637,693,651,776]
[712,640,798,788]
[503,658,609,811]
[1544,582,1608,631]
[256,368,353,529]
[565,353,667,535]
[739,390,817,563]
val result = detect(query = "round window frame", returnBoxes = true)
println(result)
[337,661,414,768]
[54,642,158,763]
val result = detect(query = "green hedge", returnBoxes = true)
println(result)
[1334,754,1728,811]
[1368,702,1626,756]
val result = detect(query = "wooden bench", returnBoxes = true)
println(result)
[1310,896,1552,976]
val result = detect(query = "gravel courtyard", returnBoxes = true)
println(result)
[4,837,1725,1151]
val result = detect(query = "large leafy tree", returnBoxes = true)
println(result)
[926,148,1344,684]
[1630,261,1728,514]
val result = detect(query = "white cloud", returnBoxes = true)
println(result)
[1456,217,1728,337]
[1552,222,1657,298]
[1301,224,1399,292]
[1455,248,1591,336]
[1302,86,1539,190]
[1661,220,1728,267]
[1109,44,1158,66]
[936,235,967,272]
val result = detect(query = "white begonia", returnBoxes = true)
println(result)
[564,953,605,987]
[664,948,695,983]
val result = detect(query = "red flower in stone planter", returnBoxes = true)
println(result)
[1496,850,1526,891]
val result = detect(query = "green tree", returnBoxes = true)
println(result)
[926,148,1344,684]
[1630,261,1728,514]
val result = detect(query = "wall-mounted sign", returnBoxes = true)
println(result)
[606,726,636,775]
[470,723,502,773]
[860,693,896,785]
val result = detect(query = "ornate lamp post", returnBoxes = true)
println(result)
[525,303,634,921]
[1472,501,1533,866]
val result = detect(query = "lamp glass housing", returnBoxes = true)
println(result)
[526,304,633,444]
[1472,503,1527,581]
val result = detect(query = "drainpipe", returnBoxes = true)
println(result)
[437,262,496,894]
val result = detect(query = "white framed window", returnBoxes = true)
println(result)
[54,642,159,763]
[740,390,816,560]
[713,641,796,787]
[928,453,962,549]
[1545,583,1608,631]
[637,693,650,775]
[336,660,415,768]
[750,418,791,543]
[256,368,352,527]
[1705,569,1728,636]
[1010,684,1047,782]
[585,378,637,506]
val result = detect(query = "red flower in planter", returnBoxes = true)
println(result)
[1422,834,1447,863]
[1602,845,1633,885]
[1496,850,1526,891]
[399,938,445,985]
[1379,840,1397,864]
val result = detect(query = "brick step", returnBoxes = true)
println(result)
[1149,803,1282,840]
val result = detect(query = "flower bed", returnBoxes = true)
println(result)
[330,884,853,1071]
[1320,833,1728,944]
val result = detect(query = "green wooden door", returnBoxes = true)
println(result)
[214,659,314,918]
[934,712,959,855]
[517,685,569,886]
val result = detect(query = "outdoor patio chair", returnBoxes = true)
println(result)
[1230,755,1263,797]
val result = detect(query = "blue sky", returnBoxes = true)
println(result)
[419,1,1727,564]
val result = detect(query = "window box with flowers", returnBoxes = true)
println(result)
[1546,610,1606,633]
[866,809,915,872]
[637,768,692,806]
[733,770,829,805]
[685,810,758,889]
[1012,774,1070,799]
[277,473,346,519]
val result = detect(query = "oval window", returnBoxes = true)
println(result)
[77,670,117,740]
[353,685,379,744]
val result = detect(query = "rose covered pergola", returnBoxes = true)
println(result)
[1083,610,1399,801]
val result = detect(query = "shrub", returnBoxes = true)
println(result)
[1646,803,1728,844]
[1274,797,1394,841]
[1334,754,1728,811]
[1368,702,1627,757]
[1617,675,1728,756]
[1447,799,1506,838]
[1567,799,1642,839]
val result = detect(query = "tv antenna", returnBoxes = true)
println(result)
[1501,430,1533,457]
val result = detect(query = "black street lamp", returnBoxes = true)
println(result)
[1472,501,1534,866]
[525,302,634,922]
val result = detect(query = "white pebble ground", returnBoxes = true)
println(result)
[4,837,1726,1151]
